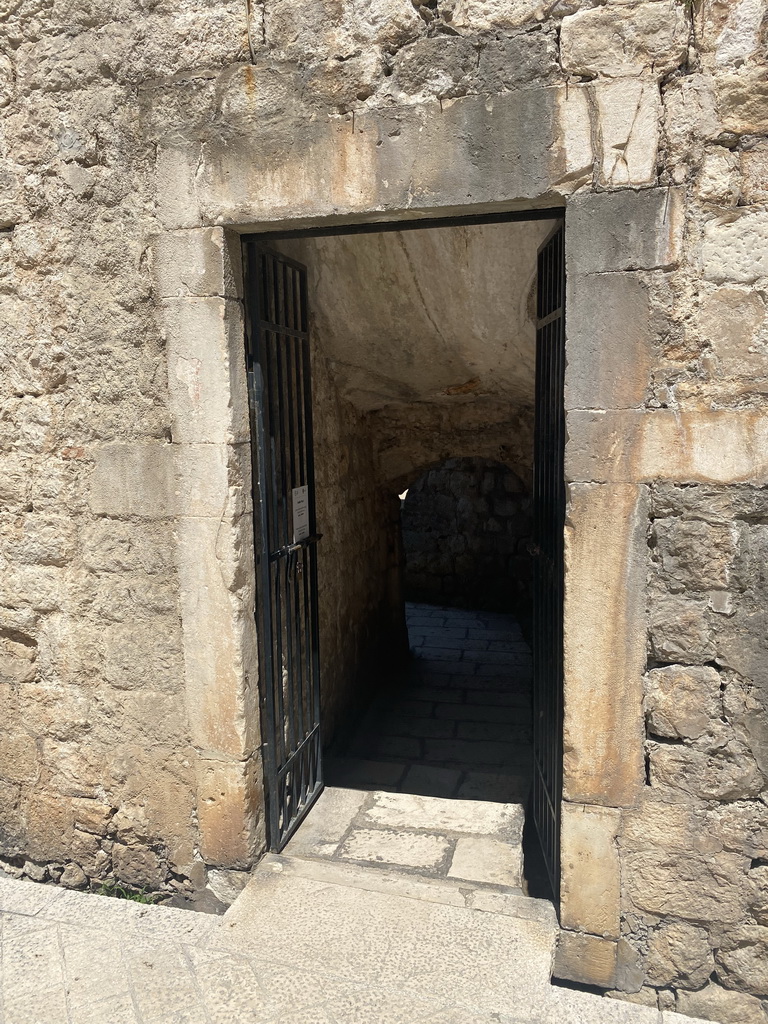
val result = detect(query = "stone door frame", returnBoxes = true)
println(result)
[148,87,706,982]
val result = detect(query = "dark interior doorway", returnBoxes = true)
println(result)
[242,210,566,896]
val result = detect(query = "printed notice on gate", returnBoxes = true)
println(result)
[292,486,310,542]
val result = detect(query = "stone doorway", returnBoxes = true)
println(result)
[244,210,561,901]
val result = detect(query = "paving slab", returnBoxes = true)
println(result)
[448,835,523,887]
[284,787,366,858]
[338,827,452,870]
[363,791,524,839]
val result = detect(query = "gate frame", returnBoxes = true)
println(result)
[151,91,686,986]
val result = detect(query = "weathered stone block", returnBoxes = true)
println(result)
[160,297,249,445]
[649,595,715,663]
[716,924,768,997]
[156,145,202,229]
[741,142,768,205]
[699,287,768,378]
[563,484,647,806]
[196,757,261,867]
[113,843,167,889]
[553,930,618,989]
[625,847,749,925]
[703,211,768,285]
[565,410,768,486]
[0,733,38,785]
[717,69,768,136]
[645,666,722,741]
[566,188,684,275]
[177,514,258,758]
[561,802,621,939]
[565,273,651,410]
[174,442,251,520]
[652,519,738,591]
[676,981,768,1024]
[448,0,544,32]
[560,1,687,79]
[89,444,176,519]
[649,734,764,801]
[152,228,243,300]
[595,79,660,188]
[264,0,422,58]
[697,147,740,204]
[647,921,714,990]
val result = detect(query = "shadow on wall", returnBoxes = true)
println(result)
[401,457,532,616]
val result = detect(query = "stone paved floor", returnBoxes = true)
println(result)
[325,603,532,804]
[0,865,703,1024]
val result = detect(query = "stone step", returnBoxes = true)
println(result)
[262,853,557,927]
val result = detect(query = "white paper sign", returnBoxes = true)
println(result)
[292,485,310,542]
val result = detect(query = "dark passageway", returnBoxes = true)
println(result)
[325,603,532,803]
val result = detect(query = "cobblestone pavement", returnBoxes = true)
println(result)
[0,865,704,1024]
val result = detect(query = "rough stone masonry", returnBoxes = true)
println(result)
[1,0,767,1021]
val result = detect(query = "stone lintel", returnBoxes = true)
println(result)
[560,802,621,939]
[563,482,647,807]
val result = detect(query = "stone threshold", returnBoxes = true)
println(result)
[262,852,557,928]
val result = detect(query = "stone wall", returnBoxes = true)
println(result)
[1,0,767,1017]
[402,457,532,614]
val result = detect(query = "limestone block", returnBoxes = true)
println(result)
[625,847,749,925]
[741,142,768,205]
[104,623,185,694]
[703,211,768,285]
[0,733,38,785]
[156,146,202,230]
[448,0,544,32]
[72,798,114,836]
[565,273,651,410]
[176,514,258,758]
[650,734,765,801]
[80,521,175,575]
[594,80,660,188]
[560,2,688,79]
[566,188,684,275]
[152,228,243,300]
[699,287,768,377]
[60,862,88,889]
[24,792,75,862]
[562,484,647,806]
[2,513,76,567]
[159,297,249,446]
[622,794,703,855]
[174,442,251,520]
[553,931,618,989]
[649,595,714,664]
[698,0,765,69]
[264,0,422,58]
[560,803,621,939]
[652,518,738,590]
[663,74,721,158]
[551,86,593,194]
[0,635,37,685]
[704,800,768,861]
[196,757,261,867]
[113,843,167,889]
[696,148,740,204]
[750,865,768,925]
[645,666,722,741]
[717,69,768,136]
[565,410,768,485]
[716,924,768,997]
[647,921,714,990]
[89,443,175,519]
[676,981,768,1024]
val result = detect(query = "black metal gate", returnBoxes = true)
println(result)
[242,243,323,851]
[532,222,566,901]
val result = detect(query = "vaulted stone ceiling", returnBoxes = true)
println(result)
[279,218,557,412]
